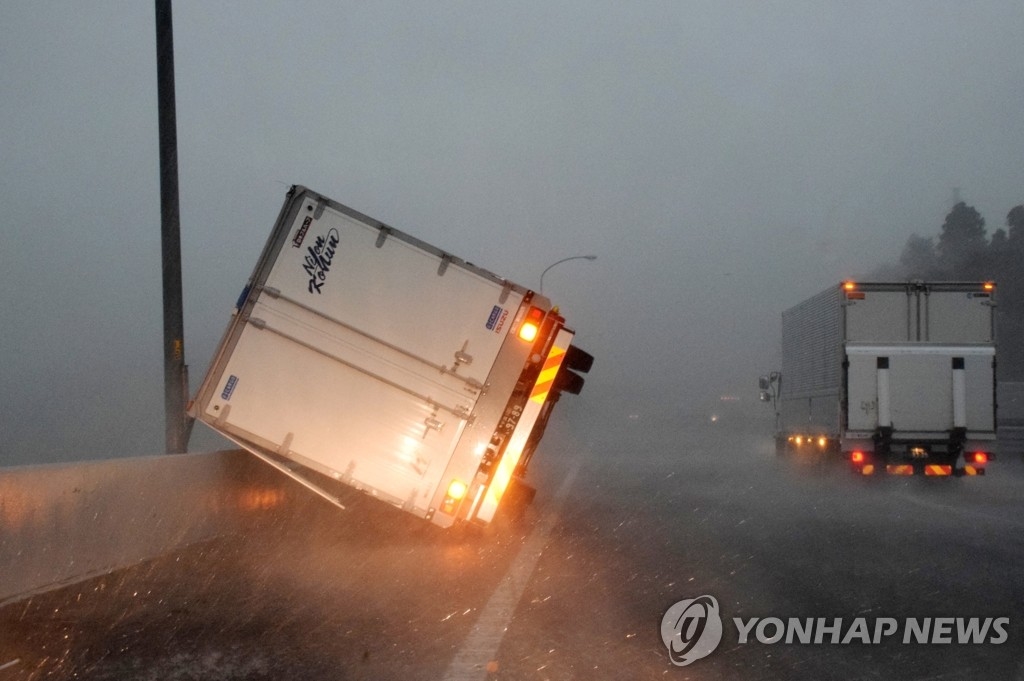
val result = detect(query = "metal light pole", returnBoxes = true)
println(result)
[156,0,191,453]
[539,255,597,294]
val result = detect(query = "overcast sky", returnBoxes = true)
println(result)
[2,1,1023,463]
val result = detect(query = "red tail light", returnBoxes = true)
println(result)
[518,307,545,342]
[972,452,988,464]
[851,451,865,464]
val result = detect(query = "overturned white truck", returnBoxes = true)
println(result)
[189,186,592,527]
[763,281,997,476]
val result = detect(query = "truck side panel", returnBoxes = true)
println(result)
[261,193,522,387]
[206,321,471,511]
[779,286,843,436]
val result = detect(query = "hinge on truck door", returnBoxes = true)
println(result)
[453,340,473,369]
[438,254,452,276]
[453,404,473,422]
[423,411,444,438]
[313,197,327,219]
[277,432,294,457]
[375,226,391,248]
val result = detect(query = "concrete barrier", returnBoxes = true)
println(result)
[0,450,294,605]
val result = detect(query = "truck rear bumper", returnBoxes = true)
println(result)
[843,429,995,477]
[855,462,986,476]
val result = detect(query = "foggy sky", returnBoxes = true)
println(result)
[2,1,1023,463]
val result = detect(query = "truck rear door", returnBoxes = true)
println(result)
[846,346,995,434]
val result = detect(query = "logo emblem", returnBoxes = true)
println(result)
[221,375,239,401]
[486,305,502,330]
[486,305,509,333]
[302,227,340,294]
[292,216,313,248]
[661,595,723,666]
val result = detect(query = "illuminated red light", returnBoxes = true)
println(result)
[851,451,865,464]
[972,452,988,464]
[518,307,545,342]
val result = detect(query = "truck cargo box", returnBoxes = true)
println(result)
[190,186,590,526]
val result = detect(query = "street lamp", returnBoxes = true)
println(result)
[539,255,597,294]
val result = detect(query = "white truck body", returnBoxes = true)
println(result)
[190,186,589,526]
[775,281,997,475]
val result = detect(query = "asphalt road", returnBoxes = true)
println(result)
[3,405,1023,680]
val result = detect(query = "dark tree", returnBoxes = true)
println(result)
[1007,204,1024,245]
[898,233,939,278]
[990,228,1009,250]
[995,205,1024,378]
[936,202,988,278]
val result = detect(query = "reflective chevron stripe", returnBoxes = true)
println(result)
[530,345,567,404]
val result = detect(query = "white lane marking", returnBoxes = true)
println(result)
[442,461,581,681]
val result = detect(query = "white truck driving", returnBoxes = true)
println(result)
[761,281,997,476]
[189,186,592,527]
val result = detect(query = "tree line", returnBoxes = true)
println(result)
[871,202,1024,380]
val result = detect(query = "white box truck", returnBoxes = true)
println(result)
[189,186,592,527]
[762,281,996,476]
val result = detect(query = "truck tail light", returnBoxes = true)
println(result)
[518,307,544,342]
[440,478,469,516]
[972,452,988,464]
[851,451,865,464]
[446,479,468,501]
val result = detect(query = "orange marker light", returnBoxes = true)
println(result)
[843,281,857,292]
[518,307,545,342]
[518,321,539,342]
[983,282,995,292]
[446,479,468,501]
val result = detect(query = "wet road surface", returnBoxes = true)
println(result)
[2,407,1023,680]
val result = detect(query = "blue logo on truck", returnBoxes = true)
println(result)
[486,305,502,329]
[221,375,239,401]
[486,305,504,330]
[486,305,509,333]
